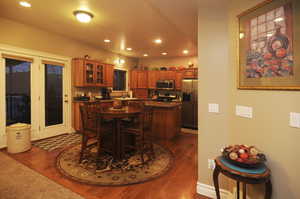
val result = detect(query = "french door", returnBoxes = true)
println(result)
[0,46,71,147]
[39,60,69,137]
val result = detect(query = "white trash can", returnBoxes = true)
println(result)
[6,123,31,153]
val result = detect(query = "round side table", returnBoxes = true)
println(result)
[213,156,272,199]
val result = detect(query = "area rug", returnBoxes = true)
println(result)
[33,133,81,151]
[0,152,84,199]
[56,143,174,186]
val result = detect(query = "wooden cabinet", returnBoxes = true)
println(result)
[130,70,148,89]
[132,88,148,98]
[157,71,176,81]
[72,58,114,87]
[151,104,181,140]
[175,71,183,90]
[148,71,158,89]
[183,68,198,79]
[105,64,114,87]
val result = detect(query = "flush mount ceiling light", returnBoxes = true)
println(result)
[19,1,31,7]
[126,47,132,51]
[183,50,189,55]
[161,52,167,55]
[73,10,93,23]
[143,54,148,57]
[154,39,162,44]
[104,39,111,43]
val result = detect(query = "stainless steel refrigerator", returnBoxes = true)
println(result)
[181,79,198,129]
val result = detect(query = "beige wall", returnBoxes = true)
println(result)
[198,0,300,198]
[0,17,138,69]
[0,17,138,97]
[197,0,230,191]
[138,56,198,69]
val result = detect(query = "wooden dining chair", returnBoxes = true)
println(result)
[79,103,112,164]
[122,101,155,164]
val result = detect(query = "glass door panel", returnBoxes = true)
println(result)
[85,62,94,84]
[45,64,63,126]
[95,63,104,84]
[5,58,31,126]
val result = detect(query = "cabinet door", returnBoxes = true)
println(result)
[137,71,148,88]
[84,60,96,86]
[175,71,183,90]
[105,64,114,87]
[148,71,158,89]
[130,70,138,89]
[165,71,175,80]
[94,62,105,86]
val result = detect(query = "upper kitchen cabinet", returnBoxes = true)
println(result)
[183,68,198,79]
[72,58,114,87]
[105,64,114,87]
[130,70,148,89]
[148,71,158,89]
[157,71,176,81]
[175,71,183,90]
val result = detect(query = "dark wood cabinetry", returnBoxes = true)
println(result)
[105,64,114,87]
[148,71,158,89]
[183,68,198,79]
[130,70,148,89]
[72,58,114,87]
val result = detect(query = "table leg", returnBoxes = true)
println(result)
[265,179,272,199]
[116,118,121,160]
[213,165,221,199]
[243,183,246,199]
[237,181,240,199]
[112,119,118,160]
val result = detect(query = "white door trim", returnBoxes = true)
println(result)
[0,44,72,148]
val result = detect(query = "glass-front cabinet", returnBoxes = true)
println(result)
[72,58,112,87]
[94,63,105,86]
[85,61,95,85]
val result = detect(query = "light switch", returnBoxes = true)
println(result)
[236,105,253,118]
[208,103,219,113]
[289,112,300,128]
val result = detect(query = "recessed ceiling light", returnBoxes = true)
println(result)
[126,47,132,51]
[154,39,162,44]
[19,1,31,7]
[161,52,167,55]
[183,50,189,54]
[73,10,93,23]
[104,39,111,43]
[143,54,148,57]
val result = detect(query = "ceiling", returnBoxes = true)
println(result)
[0,0,198,58]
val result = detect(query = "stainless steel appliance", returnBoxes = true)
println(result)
[156,80,175,90]
[182,79,198,129]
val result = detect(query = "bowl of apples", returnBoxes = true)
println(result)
[221,145,266,168]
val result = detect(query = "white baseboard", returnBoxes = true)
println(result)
[197,181,233,199]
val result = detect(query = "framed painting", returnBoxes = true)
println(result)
[238,0,300,90]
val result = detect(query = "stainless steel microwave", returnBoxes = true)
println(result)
[156,80,175,90]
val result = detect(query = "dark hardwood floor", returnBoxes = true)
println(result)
[3,133,210,199]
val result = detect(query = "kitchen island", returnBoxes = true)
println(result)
[73,100,182,140]
[145,101,181,140]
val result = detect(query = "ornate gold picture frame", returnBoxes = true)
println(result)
[238,0,300,90]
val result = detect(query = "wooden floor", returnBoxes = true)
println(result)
[3,133,210,199]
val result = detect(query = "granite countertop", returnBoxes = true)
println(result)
[73,98,148,103]
[144,101,181,108]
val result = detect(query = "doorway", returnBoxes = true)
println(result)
[0,46,72,147]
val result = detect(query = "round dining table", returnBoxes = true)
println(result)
[99,106,141,161]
